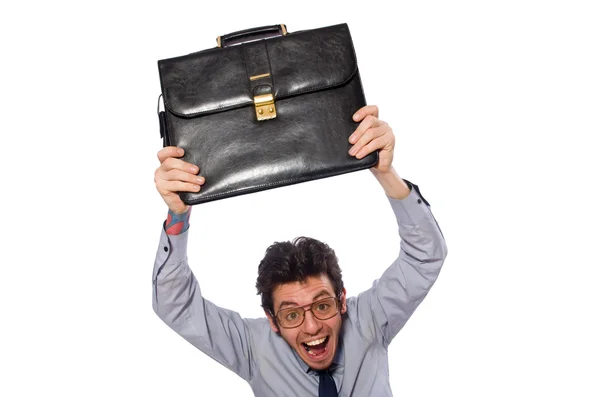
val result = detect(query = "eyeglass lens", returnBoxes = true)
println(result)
[277,297,338,328]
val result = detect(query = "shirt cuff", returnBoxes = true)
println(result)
[154,227,190,278]
[388,182,429,225]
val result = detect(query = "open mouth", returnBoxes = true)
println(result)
[301,336,330,359]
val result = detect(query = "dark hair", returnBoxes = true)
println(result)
[256,236,344,315]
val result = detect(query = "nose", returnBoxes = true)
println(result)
[302,310,322,334]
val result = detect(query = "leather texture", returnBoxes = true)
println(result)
[157,23,377,205]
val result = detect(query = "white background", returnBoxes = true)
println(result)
[1,0,599,396]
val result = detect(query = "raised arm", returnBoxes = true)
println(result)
[347,106,448,345]
[151,147,255,381]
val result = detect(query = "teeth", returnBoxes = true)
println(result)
[305,337,326,346]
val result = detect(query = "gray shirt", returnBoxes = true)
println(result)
[152,186,447,396]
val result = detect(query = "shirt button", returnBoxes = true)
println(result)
[417,199,422,204]
[164,246,169,252]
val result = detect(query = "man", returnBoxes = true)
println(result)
[152,105,447,396]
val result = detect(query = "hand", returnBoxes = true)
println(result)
[154,147,205,214]
[348,105,395,174]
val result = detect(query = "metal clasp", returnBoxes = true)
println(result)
[254,94,277,121]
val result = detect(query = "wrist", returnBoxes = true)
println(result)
[371,167,411,200]
[165,207,192,235]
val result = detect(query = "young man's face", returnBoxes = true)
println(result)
[266,274,347,370]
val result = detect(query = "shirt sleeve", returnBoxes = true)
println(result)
[352,182,448,347]
[152,227,255,381]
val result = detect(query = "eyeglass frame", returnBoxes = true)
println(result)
[270,294,343,329]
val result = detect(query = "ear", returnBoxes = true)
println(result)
[340,288,347,315]
[265,310,279,333]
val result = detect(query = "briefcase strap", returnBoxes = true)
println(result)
[217,24,287,48]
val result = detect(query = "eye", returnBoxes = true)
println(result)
[286,311,299,321]
[316,303,330,312]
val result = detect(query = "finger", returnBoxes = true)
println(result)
[352,105,379,122]
[163,169,205,185]
[355,136,388,159]
[161,157,200,174]
[157,146,185,164]
[156,180,202,195]
[348,115,383,144]
[349,125,387,156]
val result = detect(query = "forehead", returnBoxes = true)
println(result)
[272,274,335,307]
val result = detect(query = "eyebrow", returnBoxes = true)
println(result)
[278,289,333,310]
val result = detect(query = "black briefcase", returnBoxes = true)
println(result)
[157,23,377,205]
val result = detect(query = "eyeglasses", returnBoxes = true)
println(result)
[273,297,340,329]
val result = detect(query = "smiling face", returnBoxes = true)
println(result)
[265,274,347,370]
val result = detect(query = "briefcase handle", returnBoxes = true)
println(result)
[217,24,288,48]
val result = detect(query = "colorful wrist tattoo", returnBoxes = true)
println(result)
[165,208,191,235]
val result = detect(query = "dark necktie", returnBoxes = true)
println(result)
[318,370,338,397]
